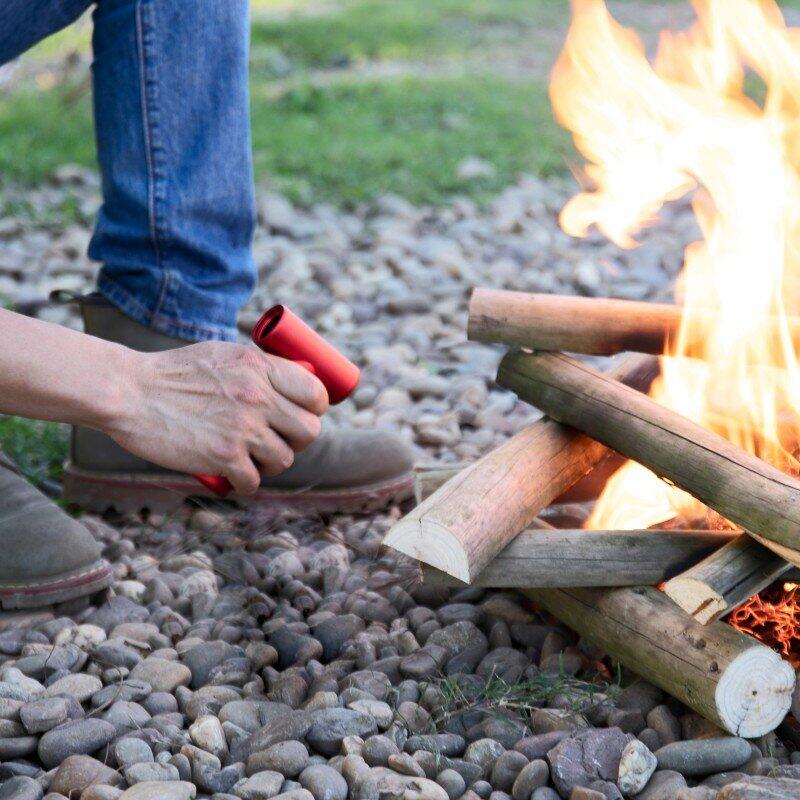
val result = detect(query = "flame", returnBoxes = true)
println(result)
[730,581,800,666]
[549,0,800,530]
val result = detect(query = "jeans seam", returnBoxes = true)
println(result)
[135,0,170,316]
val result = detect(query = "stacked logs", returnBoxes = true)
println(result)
[384,287,799,738]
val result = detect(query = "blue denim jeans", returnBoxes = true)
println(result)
[0,0,256,341]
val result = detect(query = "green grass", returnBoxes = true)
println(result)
[250,0,561,69]
[0,416,68,488]
[0,74,568,205]
[251,76,568,205]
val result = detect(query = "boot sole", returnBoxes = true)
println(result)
[0,559,113,610]
[62,461,413,514]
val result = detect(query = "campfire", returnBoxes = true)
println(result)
[384,0,800,739]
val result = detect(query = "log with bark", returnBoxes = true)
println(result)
[469,288,800,358]
[524,584,795,737]
[497,350,800,566]
[663,536,792,624]
[384,354,658,582]
[420,527,737,588]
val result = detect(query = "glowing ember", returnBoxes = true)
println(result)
[548,0,800,529]
[730,581,800,666]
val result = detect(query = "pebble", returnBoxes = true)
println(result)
[129,658,192,693]
[655,738,752,776]
[118,782,197,800]
[617,739,657,796]
[247,740,309,777]
[299,764,348,800]
[512,760,549,800]
[0,777,43,800]
[38,718,117,768]
[49,755,122,795]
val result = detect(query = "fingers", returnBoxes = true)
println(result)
[225,454,261,496]
[268,398,322,451]
[264,354,329,415]
[249,428,296,477]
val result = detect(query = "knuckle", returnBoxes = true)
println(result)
[310,383,329,414]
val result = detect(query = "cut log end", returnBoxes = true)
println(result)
[662,577,726,624]
[716,646,795,738]
[383,519,471,582]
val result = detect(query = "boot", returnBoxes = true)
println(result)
[0,451,111,608]
[63,295,414,513]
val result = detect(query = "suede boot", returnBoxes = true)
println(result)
[0,451,111,608]
[63,295,414,512]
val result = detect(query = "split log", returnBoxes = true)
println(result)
[663,536,792,624]
[421,528,737,588]
[523,585,795,737]
[469,288,800,357]
[412,464,464,504]
[497,351,800,566]
[385,353,658,582]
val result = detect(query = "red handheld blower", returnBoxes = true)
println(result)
[195,305,360,497]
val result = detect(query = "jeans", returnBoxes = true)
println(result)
[0,0,256,341]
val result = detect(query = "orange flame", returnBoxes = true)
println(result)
[550,0,800,530]
[730,582,800,666]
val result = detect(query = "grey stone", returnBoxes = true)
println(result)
[246,739,309,777]
[299,764,348,800]
[0,777,43,800]
[50,755,122,795]
[617,739,657,796]
[491,750,529,792]
[182,641,240,689]
[306,708,378,757]
[233,770,284,800]
[125,762,180,783]
[405,733,465,757]
[362,735,400,767]
[436,768,466,800]
[716,776,800,799]
[632,770,687,800]
[655,738,752,776]
[118,782,197,800]
[129,658,191,693]
[511,760,549,800]
[38,717,117,768]
[20,695,83,734]
[113,737,154,769]
[547,728,634,798]
[465,738,506,776]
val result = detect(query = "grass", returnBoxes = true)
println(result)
[0,74,568,206]
[250,0,561,69]
[433,670,621,732]
[0,416,68,489]
[251,76,568,205]
[0,0,569,206]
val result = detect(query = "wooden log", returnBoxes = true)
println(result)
[421,528,737,588]
[663,536,792,624]
[469,288,800,358]
[413,464,465,504]
[523,585,795,737]
[497,351,800,566]
[384,353,658,582]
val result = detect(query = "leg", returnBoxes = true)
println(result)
[89,0,256,342]
[0,0,92,65]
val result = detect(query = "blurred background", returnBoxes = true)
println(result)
[1,0,798,490]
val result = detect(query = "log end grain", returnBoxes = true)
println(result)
[384,518,472,582]
[716,646,795,738]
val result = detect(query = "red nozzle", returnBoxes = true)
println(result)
[195,305,360,497]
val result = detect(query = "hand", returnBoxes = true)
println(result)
[105,342,328,494]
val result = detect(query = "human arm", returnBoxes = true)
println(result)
[0,308,328,494]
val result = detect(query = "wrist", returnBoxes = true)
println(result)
[82,342,146,436]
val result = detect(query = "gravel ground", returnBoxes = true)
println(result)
[1,173,799,800]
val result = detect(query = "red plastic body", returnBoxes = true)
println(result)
[194,305,360,497]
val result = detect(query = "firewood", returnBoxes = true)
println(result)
[663,536,792,624]
[524,585,795,737]
[384,353,658,582]
[469,288,800,358]
[497,351,800,566]
[420,528,737,588]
